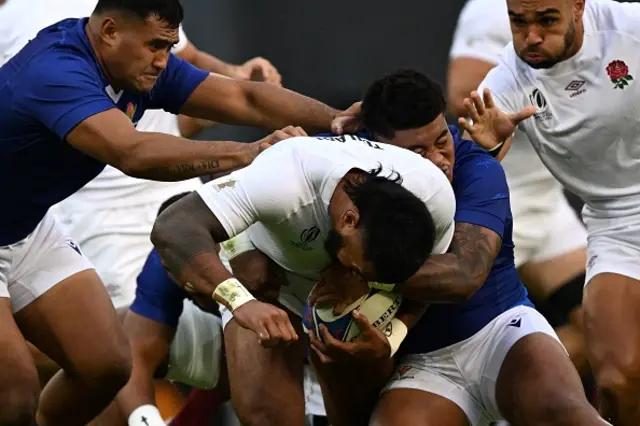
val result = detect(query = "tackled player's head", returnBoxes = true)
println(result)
[507,0,585,69]
[89,0,184,93]
[324,166,436,284]
[362,69,455,182]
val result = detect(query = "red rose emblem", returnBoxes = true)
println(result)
[606,60,634,89]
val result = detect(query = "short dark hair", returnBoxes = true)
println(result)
[157,191,191,216]
[94,0,184,28]
[344,166,436,283]
[361,69,446,139]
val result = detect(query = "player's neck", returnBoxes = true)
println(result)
[85,18,122,92]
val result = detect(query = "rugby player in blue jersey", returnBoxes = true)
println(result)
[0,0,356,424]
[308,70,608,426]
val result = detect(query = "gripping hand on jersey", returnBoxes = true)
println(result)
[458,89,536,151]
[246,125,307,164]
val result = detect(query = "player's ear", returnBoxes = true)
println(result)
[99,17,119,46]
[573,0,585,20]
[339,209,360,236]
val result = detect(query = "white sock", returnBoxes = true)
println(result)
[128,405,165,426]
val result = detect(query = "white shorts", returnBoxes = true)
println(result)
[383,306,560,426]
[0,212,94,313]
[52,202,160,309]
[166,300,224,390]
[511,188,587,268]
[583,210,640,285]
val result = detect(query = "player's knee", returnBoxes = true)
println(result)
[71,333,132,394]
[0,380,40,426]
[235,401,304,426]
[596,356,640,401]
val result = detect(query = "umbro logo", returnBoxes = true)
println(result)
[508,318,522,328]
[565,80,586,98]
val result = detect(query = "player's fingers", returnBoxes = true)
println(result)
[509,105,537,124]
[310,341,333,364]
[483,88,496,109]
[471,91,486,115]
[351,310,374,333]
[319,324,342,351]
[295,126,307,137]
[463,97,481,124]
[458,117,475,134]
[253,322,271,344]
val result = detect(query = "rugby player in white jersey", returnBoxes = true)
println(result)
[463,0,640,423]
[448,0,590,378]
[150,135,457,426]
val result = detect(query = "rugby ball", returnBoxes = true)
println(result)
[302,290,403,343]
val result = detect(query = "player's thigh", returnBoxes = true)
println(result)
[495,332,593,424]
[371,388,469,426]
[0,298,41,421]
[223,308,306,426]
[14,268,131,384]
[583,272,640,385]
[309,352,394,426]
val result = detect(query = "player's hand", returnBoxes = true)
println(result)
[230,249,289,302]
[309,310,391,364]
[309,263,369,315]
[232,299,299,347]
[233,57,282,86]
[246,125,307,164]
[458,88,536,150]
[331,101,363,134]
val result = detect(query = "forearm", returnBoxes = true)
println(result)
[395,299,428,330]
[393,254,477,303]
[123,132,250,181]
[192,51,236,77]
[244,83,338,133]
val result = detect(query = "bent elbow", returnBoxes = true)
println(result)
[150,212,174,252]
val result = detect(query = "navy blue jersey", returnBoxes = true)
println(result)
[129,249,188,327]
[402,127,532,354]
[0,18,208,245]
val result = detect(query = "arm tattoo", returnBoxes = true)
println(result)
[148,159,220,180]
[401,223,501,302]
[151,193,231,295]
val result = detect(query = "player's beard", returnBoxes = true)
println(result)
[520,20,577,69]
[324,229,343,263]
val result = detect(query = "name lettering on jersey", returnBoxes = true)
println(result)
[290,226,321,251]
[565,80,587,98]
[528,89,552,121]
[316,134,384,150]
[606,60,634,90]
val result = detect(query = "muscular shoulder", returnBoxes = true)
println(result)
[454,138,508,194]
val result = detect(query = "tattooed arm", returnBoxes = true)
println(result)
[394,222,502,302]
[66,109,303,181]
[151,192,234,296]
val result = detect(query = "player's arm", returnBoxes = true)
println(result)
[448,58,496,118]
[179,74,337,134]
[393,156,508,303]
[66,110,274,181]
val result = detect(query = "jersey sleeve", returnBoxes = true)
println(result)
[477,64,520,114]
[449,0,511,64]
[428,184,456,255]
[129,250,188,328]
[196,141,307,239]
[148,53,209,114]
[454,154,510,238]
[13,52,116,140]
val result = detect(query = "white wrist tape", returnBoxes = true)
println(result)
[213,277,255,312]
[368,281,396,292]
[385,318,408,358]
[128,404,165,426]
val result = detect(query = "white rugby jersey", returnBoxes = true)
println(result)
[450,0,564,210]
[197,136,456,282]
[478,0,640,218]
